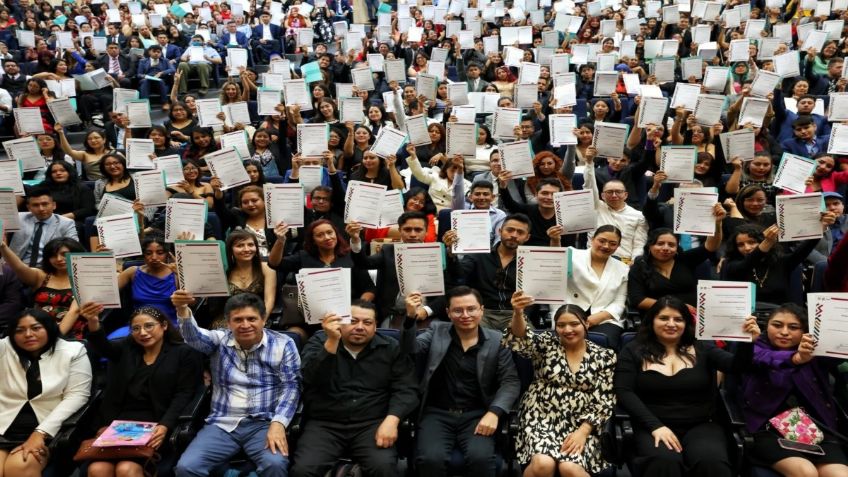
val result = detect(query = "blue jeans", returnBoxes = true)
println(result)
[174,418,289,477]
[139,76,170,101]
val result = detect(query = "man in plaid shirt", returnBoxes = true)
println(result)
[172,291,301,477]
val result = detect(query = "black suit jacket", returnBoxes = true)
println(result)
[86,328,204,430]
[97,53,136,78]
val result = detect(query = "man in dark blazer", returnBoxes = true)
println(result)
[217,20,250,52]
[348,211,446,328]
[137,45,176,102]
[97,42,135,88]
[780,116,830,158]
[105,23,127,48]
[401,286,520,477]
[457,60,490,93]
[252,12,282,62]
[156,32,184,66]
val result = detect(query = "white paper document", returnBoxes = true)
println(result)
[549,114,578,146]
[493,107,522,138]
[553,189,597,234]
[370,127,407,159]
[809,293,848,357]
[394,243,445,297]
[46,98,82,126]
[516,246,569,304]
[165,198,207,242]
[499,140,535,179]
[133,170,168,207]
[446,122,477,159]
[344,180,387,228]
[660,146,697,183]
[774,153,816,194]
[97,193,135,219]
[263,183,305,227]
[296,268,352,324]
[592,122,629,158]
[297,123,329,157]
[195,98,224,127]
[174,240,230,297]
[154,155,185,186]
[0,189,21,231]
[776,193,823,242]
[719,129,756,163]
[673,188,719,236]
[696,280,755,341]
[13,108,44,134]
[2,138,43,173]
[205,148,251,190]
[126,139,156,170]
[95,213,142,259]
[451,210,492,253]
[637,96,669,128]
[68,253,122,308]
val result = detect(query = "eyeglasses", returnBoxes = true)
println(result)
[603,190,626,196]
[311,196,331,202]
[449,306,482,317]
[130,322,160,334]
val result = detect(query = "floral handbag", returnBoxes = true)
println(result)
[768,407,824,445]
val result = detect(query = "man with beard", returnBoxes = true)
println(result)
[347,211,446,328]
[497,176,574,247]
[291,300,418,477]
[442,213,531,330]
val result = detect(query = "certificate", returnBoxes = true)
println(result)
[344,180,387,228]
[703,66,729,92]
[415,73,438,100]
[674,187,719,236]
[0,188,21,231]
[492,107,522,138]
[133,170,168,207]
[670,83,701,111]
[165,198,207,242]
[378,189,405,228]
[828,93,848,122]
[554,189,596,234]
[351,67,375,91]
[205,148,250,190]
[195,98,224,127]
[153,155,185,186]
[97,193,135,219]
[809,293,848,357]
[295,268,352,324]
[67,253,121,308]
[0,160,24,196]
[262,73,285,91]
[126,100,152,128]
[774,50,801,78]
[339,96,364,124]
[738,97,770,128]
[405,114,432,146]
[828,123,848,155]
[282,79,312,111]
[660,146,697,183]
[637,96,669,128]
[592,122,629,158]
[219,131,250,158]
[514,84,538,109]
[257,89,282,116]
[516,246,569,304]
[371,127,407,158]
[13,108,44,134]
[549,114,578,146]
[394,243,445,296]
[223,101,251,127]
[299,166,324,194]
[385,59,406,83]
[447,83,469,106]
[113,88,139,113]
[776,193,823,242]
[681,57,703,80]
[451,210,492,253]
[189,46,205,63]
[46,98,81,126]
[95,213,141,259]
[719,129,756,163]
[593,71,618,97]
[693,94,725,126]
[499,140,535,179]
[696,280,755,341]
[126,139,156,170]
[2,137,43,172]
[774,153,816,194]
[297,123,329,157]
[174,241,230,297]
[446,122,477,159]
[263,183,304,227]
[749,70,781,98]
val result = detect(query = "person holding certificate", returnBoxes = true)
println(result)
[628,204,725,312]
[92,154,137,206]
[725,153,778,207]
[37,161,96,227]
[348,151,406,190]
[55,124,113,180]
[406,145,471,211]
[77,304,203,477]
[503,298,616,477]
[125,126,180,159]
[246,128,290,178]
[115,235,179,324]
[805,153,848,193]
[342,124,376,174]
[210,183,276,258]
[740,303,848,476]
[722,218,835,305]
[181,127,219,176]
[165,162,216,207]
[0,237,86,337]
[16,78,53,134]
[615,296,760,477]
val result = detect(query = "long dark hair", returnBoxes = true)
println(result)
[636,296,696,365]
[225,230,264,284]
[129,306,183,344]
[639,228,681,266]
[724,223,780,265]
[41,238,85,274]
[7,308,61,356]
[98,153,130,182]
[42,160,79,189]
[303,219,350,258]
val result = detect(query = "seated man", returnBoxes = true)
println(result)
[9,187,78,267]
[177,34,223,96]
[137,44,175,104]
[172,291,301,477]
[402,286,520,477]
[291,300,418,477]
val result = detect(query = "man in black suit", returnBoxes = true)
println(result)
[347,211,445,328]
[105,23,127,49]
[97,42,135,88]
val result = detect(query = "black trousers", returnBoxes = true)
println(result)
[415,408,496,477]
[291,418,398,477]
[591,322,623,350]
[79,89,114,121]
[633,421,733,477]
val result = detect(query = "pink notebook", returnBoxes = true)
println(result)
[93,420,157,447]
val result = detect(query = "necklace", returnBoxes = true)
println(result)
[752,265,769,287]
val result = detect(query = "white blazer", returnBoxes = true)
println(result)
[0,338,92,437]
[566,248,629,326]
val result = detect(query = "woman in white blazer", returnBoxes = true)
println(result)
[566,225,629,349]
[0,308,92,477]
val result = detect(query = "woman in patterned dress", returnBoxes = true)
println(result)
[503,293,617,477]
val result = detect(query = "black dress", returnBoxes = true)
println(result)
[627,246,715,309]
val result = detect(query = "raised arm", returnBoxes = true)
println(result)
[54,123,86,162]
[0,241,45,288]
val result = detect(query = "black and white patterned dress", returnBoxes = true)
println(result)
[502,325,616,473]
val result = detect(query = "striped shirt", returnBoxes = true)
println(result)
[179,313,301,432]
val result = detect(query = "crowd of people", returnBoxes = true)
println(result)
[1,0,848,475]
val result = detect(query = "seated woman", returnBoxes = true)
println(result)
[364,187,438,243]
[55,124,114,181]
[406,145,471,211]
[628,203,725,312]
[79,303,203,477]
[504,295,616,477]
[564,225,629,349]
[348,151,405,189]
[614,296,760,477]
[93,154,135,205]
[0,309,92,477]
[725,154,778,207]
[38,161,96,226]
[721,220,833,306]
[741,304,848,477]
[723,184,777,237]
[166,161,215,207]
[117,235,178,324]
[211,183,276,258]
[0,238,86,337]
